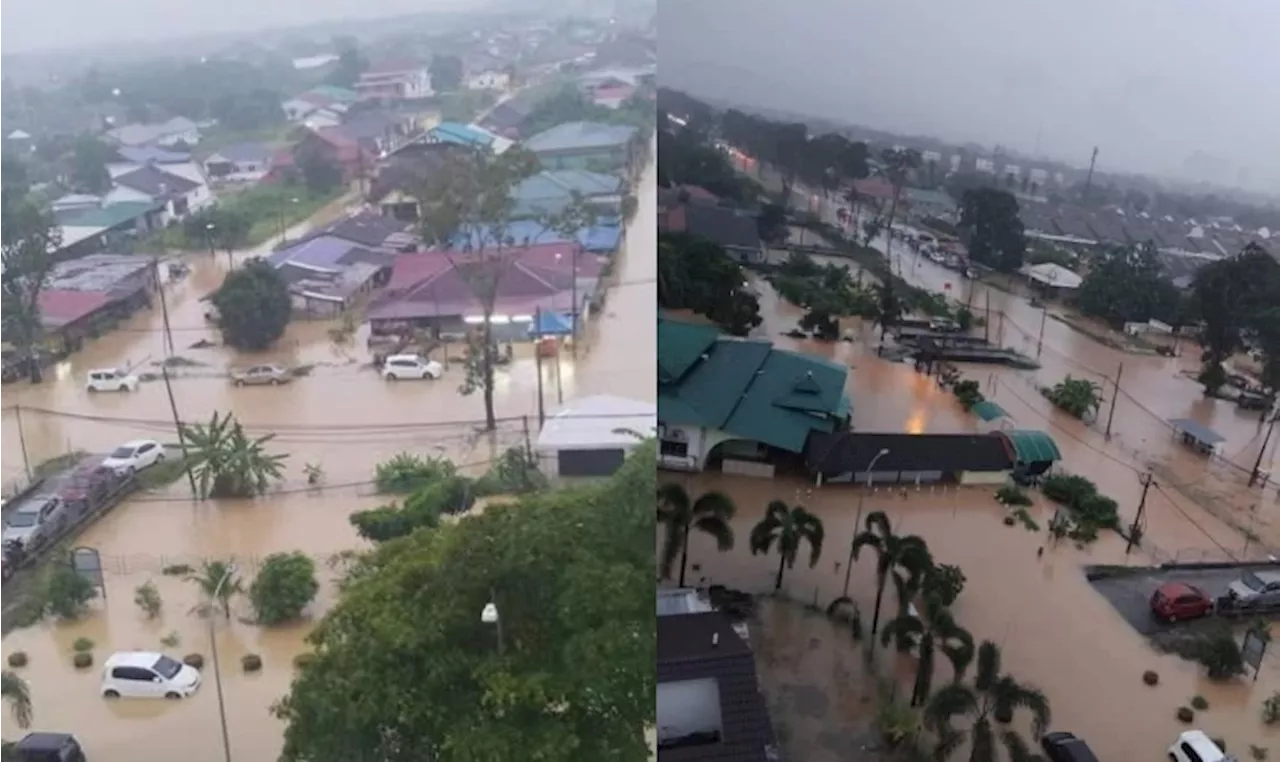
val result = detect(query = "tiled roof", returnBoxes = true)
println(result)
[658,318,848,453]
[523,121,638,153]
[38,289,114,328]
[207,141,272,165]
[267,235,392,271]
[113,165,200,198]
[61,201,158,229]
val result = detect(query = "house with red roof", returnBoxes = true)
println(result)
[356,59,433,101]
[270,127,373,184]
[367,243,602,341]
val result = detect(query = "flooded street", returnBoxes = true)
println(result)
[0,155,656,756]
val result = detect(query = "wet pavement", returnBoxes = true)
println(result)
[1090,566,1272,637]
[0,153,657,756]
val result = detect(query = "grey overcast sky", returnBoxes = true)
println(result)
[0,0,477,54]
[660,0,1280,193]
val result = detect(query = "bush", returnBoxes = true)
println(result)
[162,564,194,576]
[293,652,317,670]
[249,552,320,625]
[1142,670,1159,686]
[183,653,205,669]
[1196,630,1245,680]
[1190,695,1209,710]
[242,654,263,672]
[1076,494,1120,529]
[373,453,455,494]
[1176,706,1195,724]
[72,652,93,669]
[1041,474,1097,506]
[921,564,966,608]
[474,447,548,496]
[996,483,1032,507]
[7,652,28,668]
[1012,507,1040,532]
[44,563,98,620]
[134,580,163,619]
[351,476,475,542]
[1264,691,1280,725]
[72,637,95,653]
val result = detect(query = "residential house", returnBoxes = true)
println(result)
[657,592,778,761]
[110,164,212,220]
[368,242,601,341]
[657,318,850,475]
[659,204,764,264]
[51,194,105,218]
[105,117,201,149]
[203,142,273,182]
[356,59,433,101]
[465,56,512,91]
[336,108,413,158]
[282,86,358,124]
[288,127,372,183]
[588,80,636,110]
[266,236,396,317]
[54,202,165,260]
[904,187,958,221]
[368,148,466,221]
[850,177,897,205]
[106,145,192,179]
[452,218,625,256]
[477,88,548,138]
[411,121,513,154]
[38,253,159,351]
[510,170,625,217]
[523,121,639,172]
[289,211,419,254]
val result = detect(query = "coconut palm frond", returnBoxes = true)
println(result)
[1,669,34,729]
[922,682,977,733]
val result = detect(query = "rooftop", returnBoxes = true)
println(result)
[105,117,198,147]
[60,201,159,230]
[663,205,762,252]
[113,165,201,198]
[523,121,638,154]
[535,394,655,450]
[206,141,273,165]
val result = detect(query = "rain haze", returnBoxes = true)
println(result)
[660,0,1280,194]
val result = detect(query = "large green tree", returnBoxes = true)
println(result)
[429,55,464,92]
[250,552,320,625]
[657,484,735,587]
[1075,244,1180,326]
[657,232,762,336]
[274,442,657,762]
[1192,245,1280,395]
[748,500,824,591]
[211,258,292,351]
[1,197,60,382]
[657,120,760,203]
[959,188,1026,273]
[69,135,115,194]
[180,411,289,499]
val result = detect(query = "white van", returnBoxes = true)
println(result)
[86,368,139,392]
[382,354,444,381]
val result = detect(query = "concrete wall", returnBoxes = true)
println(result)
[959,470,1011,485]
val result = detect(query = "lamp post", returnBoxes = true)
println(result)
[278,196,300,246]
[841,448,890,598]
[480,589,505,656]
[208,564,236,762]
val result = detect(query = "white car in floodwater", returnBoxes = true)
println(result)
[101,651,201,700]
[382,354,444,381]
[101,440,166,475]
[86,368,139,392]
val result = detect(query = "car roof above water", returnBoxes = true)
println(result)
[104,650,164,668]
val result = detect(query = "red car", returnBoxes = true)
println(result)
[1150,581,1214,622]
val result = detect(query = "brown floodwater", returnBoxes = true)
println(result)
[0,155,656,756]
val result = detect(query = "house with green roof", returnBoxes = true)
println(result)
[658,317,851,474]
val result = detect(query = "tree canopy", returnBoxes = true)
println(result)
[1075,244,1183,327]
[657,232,762,336]
[69,135,115,194]
[274,442,657,762]
[1,192,60,382]
[211,258,292,351]
[657,119,760,203]
[249,552,320,625]
[959,188,1026,273]
[428,55,464,92]
[1192,244,1280,395]
[294,141,345,195]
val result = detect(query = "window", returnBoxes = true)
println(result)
[660,439,689,458]
[137,443,154,454]
[1179,743,1202,762]
[110,446,135,458]
[152,655,183,679]
[112,666,153,681]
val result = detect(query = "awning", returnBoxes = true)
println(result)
[1000,429,1062,463]
[530,310,573,336]
[971,400,1008,422]
[1168,418,1225,445]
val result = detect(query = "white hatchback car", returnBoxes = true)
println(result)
[101,440,166,475]
[86,368,139,392]
[1169,730,1229,762]
[101,651,201,700]
[382,354,444,381]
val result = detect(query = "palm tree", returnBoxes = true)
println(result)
[187,560,243,619]
[1046,377,1103,420]
[881,593,975,707]
[657,484,735,587]
[872,281,903,339]
[749,501,824,592]
[880,147,922,270]
[181,411,289,499]
[850,511,932,640]
[2,669,33,729]
[924,641,1052,762]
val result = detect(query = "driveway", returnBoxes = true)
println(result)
[1088,566,1260,636]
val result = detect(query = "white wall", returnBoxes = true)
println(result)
[156,128,200,148]
[103,185,153,206]
[468,71,511,91]
[959,470,1010,485]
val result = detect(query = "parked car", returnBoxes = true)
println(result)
[86,368,139,392]
[1226,569,1280,607]
[1039,731,1099,762]
[231,364,293,386]
[11,732,86,762]
[1150,581,1215,622]
[382,354,444,381]
[1,497,68,551]
[1169,730,1229,762]
[59,458,130,507]
[1237,392,1270,411]
[101,440,166,475]
[101,651,201,699]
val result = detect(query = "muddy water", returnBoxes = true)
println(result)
[675,472,1280,760]
[0,157,656,755]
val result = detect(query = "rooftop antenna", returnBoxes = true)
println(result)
[1082,146,1100,204]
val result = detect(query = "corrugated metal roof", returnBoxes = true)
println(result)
[1000,429,1063,463]
[523,121,638,153]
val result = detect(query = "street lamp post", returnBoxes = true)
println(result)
[843,448,891,597]
[208,565,236,762]
[278,197,300,246]
[480,589,505,656]
[205,221,219,263]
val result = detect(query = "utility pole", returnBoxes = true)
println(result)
[983,292,991,343]
[1036,306,1048,359]
[522,416,533,462]
[1249,411,1279,487]
[533,308,546,426]
[14,406,31,481]
[1082,146,1099,204]
[1104,362,1124,440]
[570,245,579,357]
[1126,472,1154,555]
[154,259,198,499]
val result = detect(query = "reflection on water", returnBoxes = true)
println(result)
[0,156,657,757]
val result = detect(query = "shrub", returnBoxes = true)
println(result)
[1190,695,1209,711]
[1142,670,1159,686]
[1264,691,1280,725]
[7,652,28,668]
[293,652,317,670]
[44,563,98,620]
[72,652,93,669]
[1196,630,1245,680]
[996,483,1033,507]
[183,653,205,669]
[351,476,475,542]
[242,654,263,672]
[160,632,181,648]
[1012,507,1040,532]
[921,564,966,608]
[1076,494,1120,529]
[162,564,194,576]
[134,580,163,619]
[373,453,455,494]
[1041,474,1097,506]
[72,637,95,653]
[473,447,547,496]
[249,552,320,625]
[1176,706,1194,724]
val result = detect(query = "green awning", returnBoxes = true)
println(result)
[1002,429,1062,463]
[971,400,1008,422]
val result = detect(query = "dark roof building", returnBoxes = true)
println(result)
[658,601,777,761]
[290,211,418,252]
[113,165,200,199]
[660,204,763,260]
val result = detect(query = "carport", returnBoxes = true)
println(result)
[805,431,1015,486]
[998,429,1062,476]
[1168,418,1225,456]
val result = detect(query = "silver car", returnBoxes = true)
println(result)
[2,496,68,550]
[1226,570,1280,607]
[230,364,292,387]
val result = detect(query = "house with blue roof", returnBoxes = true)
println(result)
[511,170,625,217]
[451,217,623,255]
[421,122,514,154]
[523,121,639,172]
